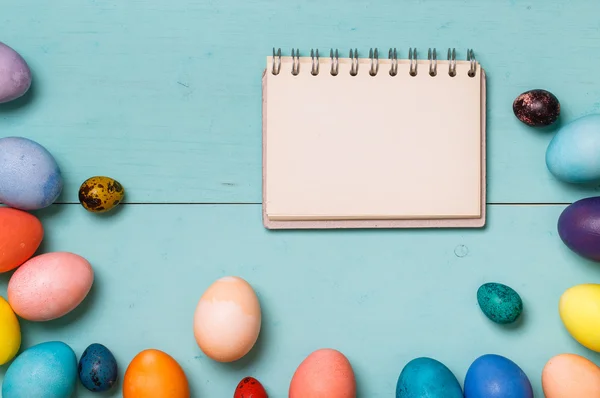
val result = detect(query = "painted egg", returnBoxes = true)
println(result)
[194,276,261,362]
[513,89,560,127]
[0,207,43,273]
[559,283,600,352]
[0,137,63,210]
[396,357,463,398]
[7,252,94,321]
[0,296,21,365]
[78,176,125,213]
[123,349,190,398]
[0,41,32,103]
[542,353,600,397]
[78,343,118,392]
[546,114,600,183]
[464,354,533,398]
[2,341,77,398]
[477,282,523,324]
[289,348,356,398]
[557,197,600,261]
[234,376,268,398]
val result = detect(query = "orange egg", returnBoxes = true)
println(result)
[289,348,356,398]
[542,353,600,397]
[0,207,43,273]
[123,349,190,398]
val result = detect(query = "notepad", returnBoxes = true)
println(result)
[262,48,486,229]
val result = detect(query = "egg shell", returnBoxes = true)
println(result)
[123,349,190,398]
[289,348,356,398]
[0,42,31,103]
[0,207,43,273]
[7,252,94,321]
[78,176,125,213]
[559,284,600,352]
[78,343,118,392]
[513,89,560,127]
[557,196,600,261]
[0,296,21,365]
[546,114,600,183]
[477,282,523,324]
[542,353,600,397]
[396,357,463,398]
[464,354,533,398]
[2,341,77,398]
[193,276,261,362]
[234,376,268,398]
[0,137,63,210]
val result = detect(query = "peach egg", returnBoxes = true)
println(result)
[542,353,600,397]
[289,348,356,398]
[193,276,261,362]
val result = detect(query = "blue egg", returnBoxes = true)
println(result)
[78,343,118,392]
[396,357,463,398]
[546,114,600,183]
[0,136,63,210]
[464,354,533,398]
[2,341,77,398]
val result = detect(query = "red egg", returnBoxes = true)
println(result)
[234,376,268,398]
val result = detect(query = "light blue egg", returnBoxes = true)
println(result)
[2,341,77,398]
[396,357,463,398]
[546,114,600,183]
[0,136,63,210]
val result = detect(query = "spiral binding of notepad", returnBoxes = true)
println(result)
[271,47,478,78]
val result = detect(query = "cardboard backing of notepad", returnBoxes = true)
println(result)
[261,68,486,230]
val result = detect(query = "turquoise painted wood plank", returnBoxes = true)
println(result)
[0,204,599,397]
[3,0,600,204]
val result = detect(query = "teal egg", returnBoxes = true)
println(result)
[546,114,600,183]
[396,357,463,398]
[2,341,77,398]
[477,282,523,324]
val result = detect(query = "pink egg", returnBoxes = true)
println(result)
[289,348,356,398]
[542,353,600,397]
[8,252,94,321]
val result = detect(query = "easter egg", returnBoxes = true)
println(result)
[123,349,190,398]
[289,348,356,398]
[477,282,523,324]
[8,252,94,321]
[234,376,268,398]
[557,196,600,261]
[396,357,463,398]
[542,353,600,397]
[2,341,77,398]
[78,343,118,392]
[0,41,32,104]
[78,176,125,213]
[464,354,533,398]
[546,114,600,183]
[193,276,261,362]
[513,89,560,127]
[0,207,43,273]
[0,137,63,210]
[0,296,21,365]
[559,283,600,352]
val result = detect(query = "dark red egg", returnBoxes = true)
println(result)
[558,196,600,261]
[513,89,560,127]
[234,376,268,398]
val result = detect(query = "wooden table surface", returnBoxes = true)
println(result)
[3,0,600,396]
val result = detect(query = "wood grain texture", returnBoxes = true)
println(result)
[2,0,600,203]
[0,204,598,397]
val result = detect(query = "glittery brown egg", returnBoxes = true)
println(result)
[513,89,561,127]
[78,176,124,213]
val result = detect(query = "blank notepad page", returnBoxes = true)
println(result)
[263,52,483,223]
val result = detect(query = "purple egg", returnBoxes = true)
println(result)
[0,41,32,104]
[558,196,600,261]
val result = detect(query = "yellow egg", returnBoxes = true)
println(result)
[542,353,600,397]
[559,284,600,351]
[0,296,21,365]
[78,176,125,213]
